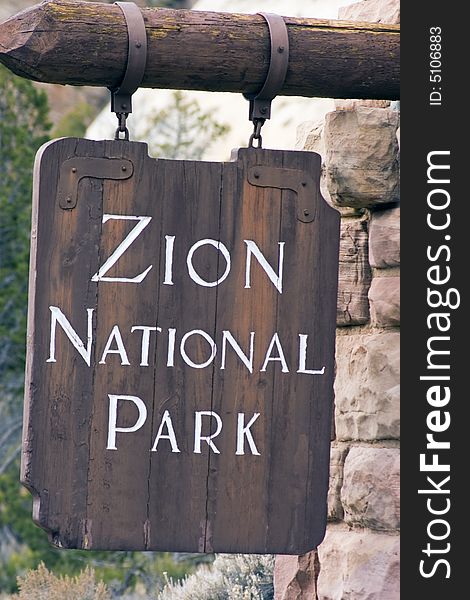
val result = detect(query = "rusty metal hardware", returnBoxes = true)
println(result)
[248,119,264,149]
[247,165,316,223]
[245,13,289,121]
[244,12,289,147]
[57,157,134,209]
[110,2,148,139]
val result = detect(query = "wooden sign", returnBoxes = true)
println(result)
[22,138,340,554]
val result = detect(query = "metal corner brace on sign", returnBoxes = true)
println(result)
[245,13,290,148]
[110,2,148,140]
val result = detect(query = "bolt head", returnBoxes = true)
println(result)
[303,209,310,216]
[121,165,127,172]
[136,42,142,48]
[260,107,268,115]
[71,167,77,174]
[278,46,285,53]
[302,182,307,187]
[66,196,72,203]
[254,172,260,179]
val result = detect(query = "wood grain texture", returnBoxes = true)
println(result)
[0,0,400,100]
[146,159,223,552]
[22,138,340,553]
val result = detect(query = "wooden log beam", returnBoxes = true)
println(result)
[0,0,400,99]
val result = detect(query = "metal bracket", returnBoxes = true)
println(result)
[247,166,316,223]
[110,2,147,139]
[57,158,134,210]
[245,13,289,121]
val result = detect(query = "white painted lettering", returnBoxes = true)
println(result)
[244,240,284,293]
[167,328,176,367]
[47,306,94,366]
[187,239,231,287]
[163,235,175,285]
[151,409,181,452]
[131,325,161,366]
[107,394,147,450]
[260,333,289,373]
[221,330,255,373]
[99,325,130,365]
[194,411,222,453]
[91,214,152,283]
[297,334,325,375]
[180,330,217,369]
[236,413,261,455]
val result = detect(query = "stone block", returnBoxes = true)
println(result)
[297,121,366,218]
[369,207,400,268]
[334,100,391,111]
[369,276,400,327]
[341,447,400,531]
[325,108,400,208]
[337,218,372,326]
[334,331,400,440]
[274,552,319,600]
[317,525,400,600]
[296,119,325,156]
[328,444,349,521]
[339,0,400,24]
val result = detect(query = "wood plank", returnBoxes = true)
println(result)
[207,148,283,552]
[22,138,103,547]
[206,149,340,553]
[0,0,400,100]
[265,150,340,553]
[84,140,157,549]
[146,158,222,552]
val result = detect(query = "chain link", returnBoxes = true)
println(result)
[115,112,130,141]
[248,118,265,149]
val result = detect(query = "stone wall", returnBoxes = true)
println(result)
[275,1,400,598]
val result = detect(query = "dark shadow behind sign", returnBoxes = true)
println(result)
[21,138,340,554]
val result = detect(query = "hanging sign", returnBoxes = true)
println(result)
[22,137,340,554]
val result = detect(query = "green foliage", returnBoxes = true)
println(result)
[158,554,275,600]
[52,102,96,139]
[0,65,51,475]
[143,91,229,160]
[0,65,50,400]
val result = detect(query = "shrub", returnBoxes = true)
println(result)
[13,563,110,600]
[158,554,274,600]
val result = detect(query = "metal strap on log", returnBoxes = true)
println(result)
[0,0,400,100]
[110,2,148,140]
[110,2,147,116]
[244,13,290,121]
[244,12,290,148]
